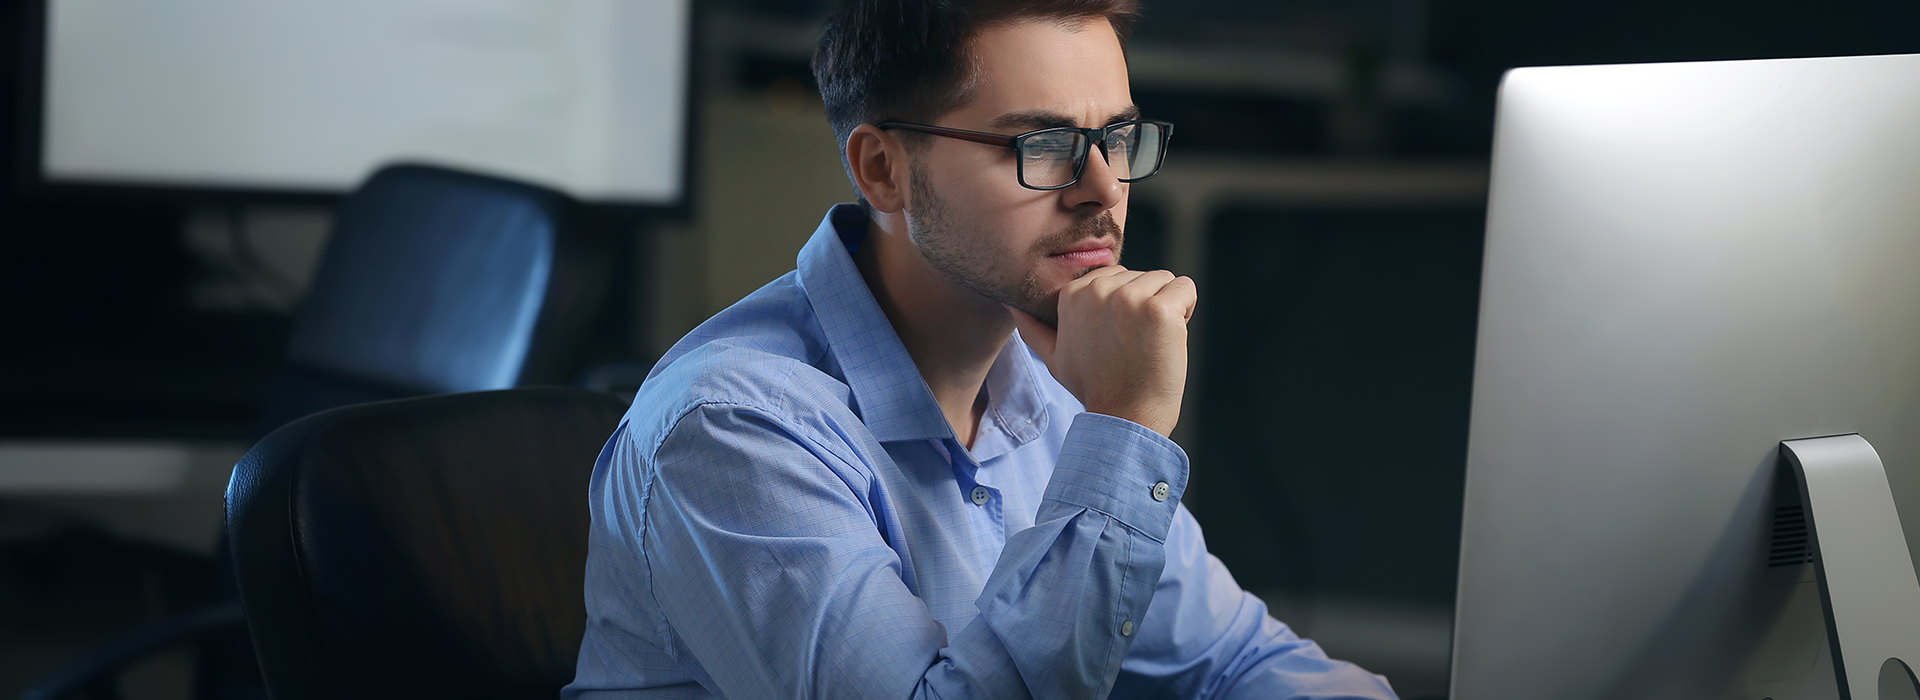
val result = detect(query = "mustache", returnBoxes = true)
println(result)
[1032,211,1122,258]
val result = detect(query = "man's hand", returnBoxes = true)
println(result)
[1008,266,1197,438]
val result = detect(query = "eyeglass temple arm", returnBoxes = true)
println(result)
[876,122,1017,148]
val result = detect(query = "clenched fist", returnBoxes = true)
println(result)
[1008,266,1197,438]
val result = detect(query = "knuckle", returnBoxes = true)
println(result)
[1148,295,1186,319]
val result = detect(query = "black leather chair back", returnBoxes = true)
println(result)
[256,164,613,433]
[226,388,626,700]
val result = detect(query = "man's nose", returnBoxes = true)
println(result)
[1064,142,1125,211]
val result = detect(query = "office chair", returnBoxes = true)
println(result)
[226,387,626,699]
[23,163,618,700]
[255,162,614,431]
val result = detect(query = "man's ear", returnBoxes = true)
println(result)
[846,124,910,214]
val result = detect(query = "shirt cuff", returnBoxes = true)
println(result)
[1043,412,1190,542]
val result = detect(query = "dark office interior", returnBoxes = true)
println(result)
[4,0,1920,698]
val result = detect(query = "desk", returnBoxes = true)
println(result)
[0,441,248,554]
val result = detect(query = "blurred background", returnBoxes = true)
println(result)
[4,0,1920,698]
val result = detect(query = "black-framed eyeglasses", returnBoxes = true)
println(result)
[877,119,1174,191]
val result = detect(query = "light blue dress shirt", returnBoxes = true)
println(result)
[566,205,1398,699]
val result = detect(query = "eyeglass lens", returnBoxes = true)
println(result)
[1019,122,1165,188]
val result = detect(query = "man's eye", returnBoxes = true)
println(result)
[1023,141,1078,159]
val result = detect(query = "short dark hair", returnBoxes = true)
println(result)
[811,0,1140,201]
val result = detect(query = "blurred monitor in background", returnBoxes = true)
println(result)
[33,0,690,206]
[1453,53,1920,699]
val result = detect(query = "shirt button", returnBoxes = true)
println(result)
[1151,481,1170,502]
[1120,620,1134,636]
[970,486,990,506]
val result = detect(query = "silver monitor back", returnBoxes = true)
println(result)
[1452,53,1920,700]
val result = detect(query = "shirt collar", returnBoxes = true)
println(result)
[797,204,1051,447]
[972,331,1050,460]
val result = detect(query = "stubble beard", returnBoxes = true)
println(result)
[903,161,1123,327]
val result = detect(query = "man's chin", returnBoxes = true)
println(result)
[1070,265,1099,280]
[1006,292,1061,329]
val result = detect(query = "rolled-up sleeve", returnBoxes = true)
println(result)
[638,406,1187,700]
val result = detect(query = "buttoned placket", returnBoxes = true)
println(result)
[930,438,1005,540]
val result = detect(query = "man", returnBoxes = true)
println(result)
[565,1,1398,697]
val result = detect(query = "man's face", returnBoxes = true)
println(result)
[903,17,1134,326]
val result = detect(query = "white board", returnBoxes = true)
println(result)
[41,0,690,204]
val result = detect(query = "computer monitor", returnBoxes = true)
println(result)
[1451,53,1920,700]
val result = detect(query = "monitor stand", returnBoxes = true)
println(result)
[1782,434,1920,700]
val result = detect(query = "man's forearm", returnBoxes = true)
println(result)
[937,412,1189,698]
